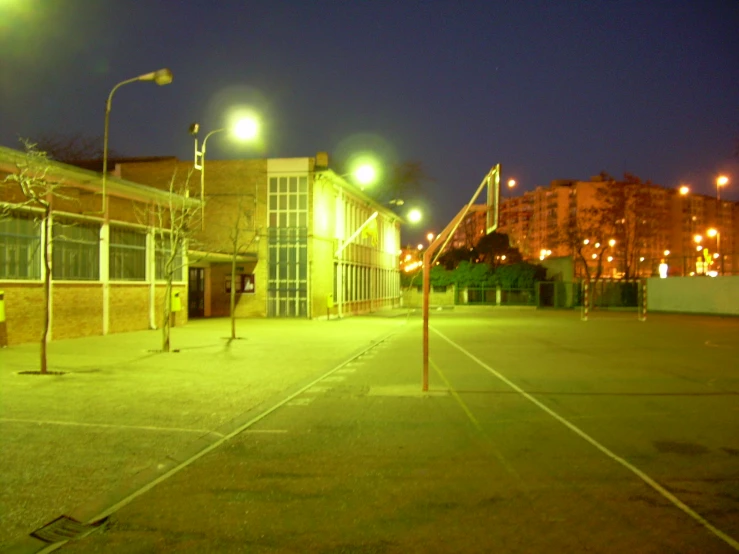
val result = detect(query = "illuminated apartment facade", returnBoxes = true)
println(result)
[496,178,738,278]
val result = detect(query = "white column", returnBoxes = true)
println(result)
[148,230,157,329]
[100,223,110,334]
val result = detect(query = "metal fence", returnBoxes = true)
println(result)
[456,287,536,306]
[537,280,641,309]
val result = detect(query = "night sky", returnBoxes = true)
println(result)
[2,0,737,242]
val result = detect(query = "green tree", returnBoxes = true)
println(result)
[476,232,523,268]
[452,261,496,288]
[494,262,547,289]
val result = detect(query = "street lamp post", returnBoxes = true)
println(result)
[190,117,260,229]
[102,68,173,214]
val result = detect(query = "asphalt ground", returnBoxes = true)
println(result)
[0,314,408,552]
[3,308,739,553]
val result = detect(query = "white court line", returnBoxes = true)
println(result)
[32,325,403,554]
[431,326,739,552]
[0,418,222,436]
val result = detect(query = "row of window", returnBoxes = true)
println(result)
[0,214,182,281]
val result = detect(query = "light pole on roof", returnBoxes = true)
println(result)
[189,114,261,229]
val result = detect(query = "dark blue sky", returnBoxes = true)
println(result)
[2,0,737,241]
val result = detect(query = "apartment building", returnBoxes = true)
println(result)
[496,177,738,278]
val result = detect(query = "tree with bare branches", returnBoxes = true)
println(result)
[225,202,260,340]
[33,132,108,164]
[138,170,202,352]
[2,141,76,373]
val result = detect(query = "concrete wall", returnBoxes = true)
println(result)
[402,286,456,308]
[647,276,739,316]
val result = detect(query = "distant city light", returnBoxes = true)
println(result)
[679,185,690,195]
[663,250,670,256]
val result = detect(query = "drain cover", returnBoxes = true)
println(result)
[31,515,107,543]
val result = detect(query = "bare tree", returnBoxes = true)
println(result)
[33,132,108,164]
[594,173,668,279]
[226,201,260,340]
[2,141,75,373]
[559,207,612,284]
[139,170,201,352]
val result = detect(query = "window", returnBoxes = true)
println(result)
[155,235,183,281]
[267,175,308,317]
[0,214,41,279]
[110,227,146,281]
[52,220,100,280]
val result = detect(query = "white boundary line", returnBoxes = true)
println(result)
[0,418,222,436]
[431,325,739,552]
[34,326,401,553]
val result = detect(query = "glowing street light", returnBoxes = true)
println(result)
[608,239,616,247]
[426,232,435,242]
[716,175,729,200]
[102,68,173,213]
[707,228,718,238]
[694,235,702,244]
[354,164,377,187]
[679,185,690,196]
[417,243,424,250]
[407,208,422,224]
[190,114,261,227]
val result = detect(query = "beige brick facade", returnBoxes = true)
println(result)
[1,146,196,346]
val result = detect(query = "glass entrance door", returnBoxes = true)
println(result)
[188,267,205,318]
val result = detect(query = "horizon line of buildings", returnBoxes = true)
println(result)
[449,175,737,279]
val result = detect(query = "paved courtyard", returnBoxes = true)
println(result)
[2,309,738,553]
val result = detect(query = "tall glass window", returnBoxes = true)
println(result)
[155,235,184,281]
[0,213,41,279]
[110,227,147,281]
[268,175,308,317]
[52,220,100,280]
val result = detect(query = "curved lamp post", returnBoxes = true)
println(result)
[102,68,173,213]
[189,117,260,228]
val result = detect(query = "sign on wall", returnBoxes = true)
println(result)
[226,274,256,294]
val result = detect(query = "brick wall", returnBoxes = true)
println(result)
[154,285,188,328]
[52,283,104,339]
[109,284,152,333]
[1,282,45,345]
[209,262,266,317]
